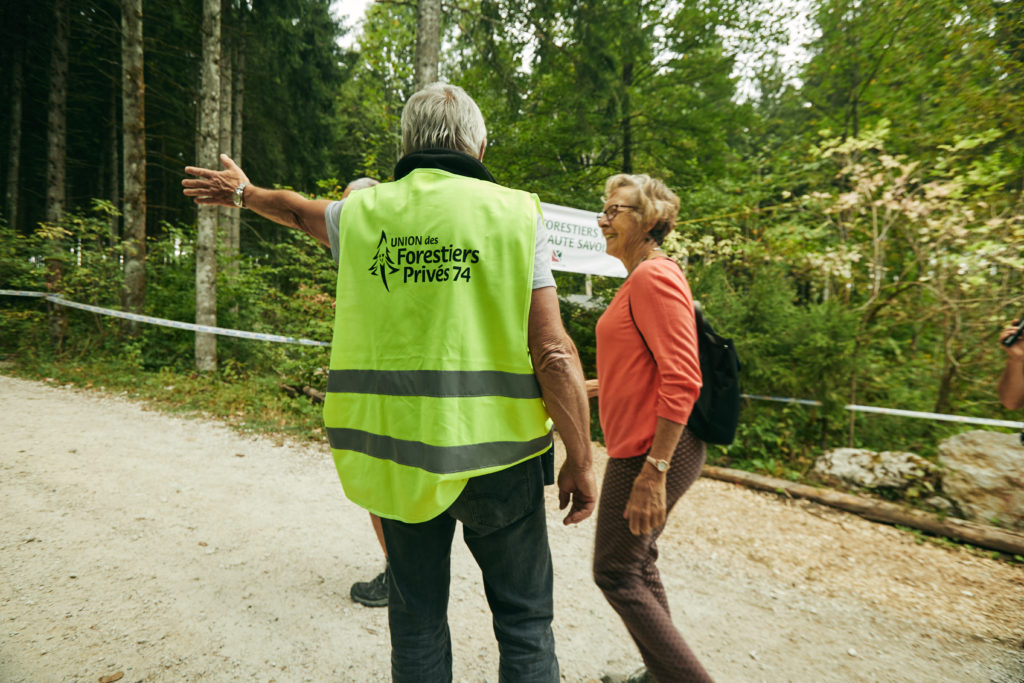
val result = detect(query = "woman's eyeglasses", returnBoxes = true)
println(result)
[596,204,638,223]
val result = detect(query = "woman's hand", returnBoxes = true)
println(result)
[585,378,600,399]
[624,466,667,535]
[624,418,683,535]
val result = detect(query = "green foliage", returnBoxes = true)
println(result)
[0,219,39,289]
[245,0,354,192]
[331,0,419,181]
[683,263,853,470]
[440,0,761,207]
[801,0,1024,164]
[653,112,1023,471]
[2,202,129,355]
[0,217,48,352]
[1,205,337,393]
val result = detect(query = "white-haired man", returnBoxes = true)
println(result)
[183,82,595,681]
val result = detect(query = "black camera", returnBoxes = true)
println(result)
[1002,317,1024,348]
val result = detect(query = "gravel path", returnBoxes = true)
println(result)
[2,374,1022,682]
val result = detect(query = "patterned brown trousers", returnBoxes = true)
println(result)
[592,428,713,682]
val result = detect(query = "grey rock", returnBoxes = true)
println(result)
[813,448,935,490]
[938,430,1024,530]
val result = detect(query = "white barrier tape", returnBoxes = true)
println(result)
[742,392,1024,429]
[742,393,823,407]
[6,289,1023,429]
[1,289,331,348]
[844,404,1024,429]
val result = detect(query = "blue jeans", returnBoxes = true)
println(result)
[380,456,558,683]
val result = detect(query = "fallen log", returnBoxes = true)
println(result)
[302,385,325,403]
[279,384,325,404]
[701,464,1024,556]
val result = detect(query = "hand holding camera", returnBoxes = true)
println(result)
[1001,315,1024,350]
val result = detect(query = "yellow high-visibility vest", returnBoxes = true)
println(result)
[323,167,552,523]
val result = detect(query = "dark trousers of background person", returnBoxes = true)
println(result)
[380,455,558,683]
[593,429,713,683]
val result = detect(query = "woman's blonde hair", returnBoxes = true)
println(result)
[604,174,680,245]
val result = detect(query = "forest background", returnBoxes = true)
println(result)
[1,0,1023,485]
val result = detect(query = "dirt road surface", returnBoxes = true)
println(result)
[2,374,1023,682]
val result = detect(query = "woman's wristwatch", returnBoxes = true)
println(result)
[646,455,670,472]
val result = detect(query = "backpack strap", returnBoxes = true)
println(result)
[627,294,655,363]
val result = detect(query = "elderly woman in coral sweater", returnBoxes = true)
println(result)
[588,174,712,683]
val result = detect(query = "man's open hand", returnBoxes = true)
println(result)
[182,154,249,208]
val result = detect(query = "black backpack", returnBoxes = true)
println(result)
[628,297,741,446]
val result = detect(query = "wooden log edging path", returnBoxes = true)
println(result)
[701,465,1024,557]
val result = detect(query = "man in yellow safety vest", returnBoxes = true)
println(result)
[183,82,596,682]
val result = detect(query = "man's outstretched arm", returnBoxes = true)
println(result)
[182,154,331,247]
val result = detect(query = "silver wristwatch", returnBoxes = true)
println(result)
[232,181,249,208]
[646,455,669,472]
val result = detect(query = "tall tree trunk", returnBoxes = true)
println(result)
[46,0,70,350]
[219,1,235,266]
[934,362,957,415]
[230,7,245,261]
[414,0,441,91]
[121,0,147,321]
[621,60,634,174]
[195,0,221,372]
[5,44,23,231]
[934,325,965,414]
[46,0,68,225]
[108,86,120,243]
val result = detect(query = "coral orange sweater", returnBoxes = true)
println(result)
[595,258,702,459]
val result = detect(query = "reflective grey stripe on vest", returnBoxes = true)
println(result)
[327,427,553,474]
[327,369,542,399]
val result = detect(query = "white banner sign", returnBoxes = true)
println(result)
[540,202,627,278]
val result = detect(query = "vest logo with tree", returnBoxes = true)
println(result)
[369,231,400,292]
[368,230,481,290]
